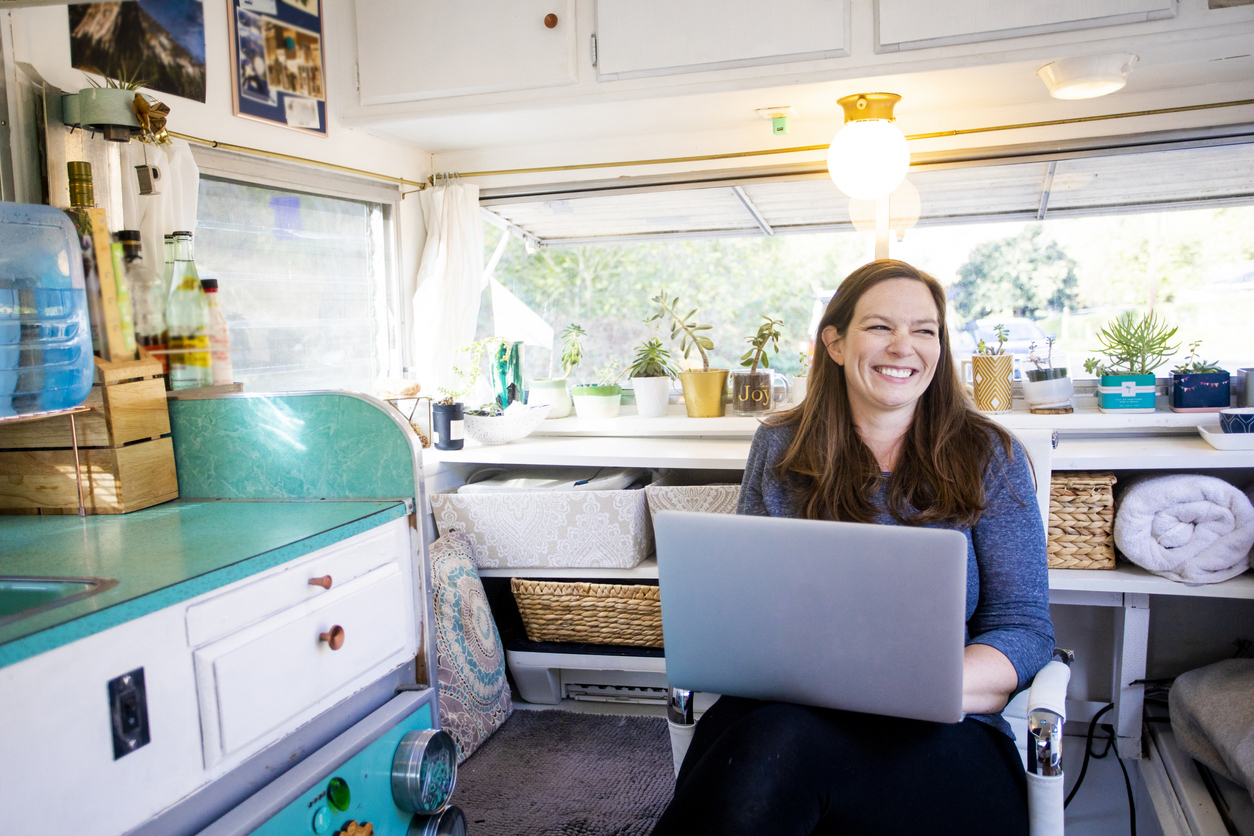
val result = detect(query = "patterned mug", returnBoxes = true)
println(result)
[962,355,1015,413]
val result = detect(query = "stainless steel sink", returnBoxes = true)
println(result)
[0,576,119,626]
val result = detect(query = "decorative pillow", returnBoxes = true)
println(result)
[430,530,512,762]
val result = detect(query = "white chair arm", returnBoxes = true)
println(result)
[1026,772,1066,836]
[1027,660,1071,721]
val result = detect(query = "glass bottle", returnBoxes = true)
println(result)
[200,278,233,385]
[166,231,211,389]
[161,234,175,300]
[110,232,137,356]
[118,230,168,373]
[65,161,109,358]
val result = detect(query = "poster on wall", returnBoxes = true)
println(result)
[69,0,207,103]
[228,0,326,135]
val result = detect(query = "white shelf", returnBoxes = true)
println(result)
[1049,564,1254,599]
[479,557,659,580]
[427,436,752,470]
[1053,435,1254,469]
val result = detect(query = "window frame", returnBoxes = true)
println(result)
[190,145,408,387]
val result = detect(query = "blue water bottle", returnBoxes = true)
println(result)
[0,203,95,418]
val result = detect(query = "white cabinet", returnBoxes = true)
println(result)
[194,563,411,765]
[355,0,579,104]
[876,0,1175,51]
[594,0,849,80]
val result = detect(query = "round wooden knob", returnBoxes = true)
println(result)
[320,625,345,650]
[308,575,332,589]
[544,13,558,28]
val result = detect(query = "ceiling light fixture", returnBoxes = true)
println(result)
[827,93,910,200]
[1037,53,1139,100]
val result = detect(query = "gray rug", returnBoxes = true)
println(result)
[451,710,675,836]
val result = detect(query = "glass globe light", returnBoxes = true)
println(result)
[826,94,910,200]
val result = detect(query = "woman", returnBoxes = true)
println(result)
[651,260,1054,836]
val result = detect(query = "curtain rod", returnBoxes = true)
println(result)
[441,98,1254,180]
[168,131,428,193]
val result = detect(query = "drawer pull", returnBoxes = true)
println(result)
[309,575,333,589]
[319,625,346,650]
[544,13,558,27]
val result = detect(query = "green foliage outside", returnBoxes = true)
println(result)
[950,226,1079,320]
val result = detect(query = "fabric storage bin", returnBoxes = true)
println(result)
[644,482,741,527]
[432,485,653,569]
[1047,472,1117,569]
[511,578,663,648]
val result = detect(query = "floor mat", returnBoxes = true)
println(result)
[451,709,674,836]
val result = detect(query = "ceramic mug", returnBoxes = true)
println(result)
[961,355,1014,412]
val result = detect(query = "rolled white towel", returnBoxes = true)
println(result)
[1113,476,1254,584]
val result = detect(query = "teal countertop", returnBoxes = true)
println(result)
[0,500,409,668]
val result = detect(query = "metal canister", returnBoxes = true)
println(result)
[1238,368,1254,407]
[67,161,94,208]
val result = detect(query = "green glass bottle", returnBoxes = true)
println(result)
[166,231,211,390]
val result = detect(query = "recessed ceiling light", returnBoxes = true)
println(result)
[1037,53,1139,100]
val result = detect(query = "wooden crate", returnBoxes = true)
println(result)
[0,349,178,514]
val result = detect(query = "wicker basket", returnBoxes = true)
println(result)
[510,578,663,648]
[1048,472,1117,569]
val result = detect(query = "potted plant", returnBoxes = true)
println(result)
[571,360,623,419]
[434,339,496,450]
[1083,311,1178,414]
[731,315,788,416]
[791,349,810,404]
[627,335,679,419]
[1022,336,1074,414]
[649,293,727,417]
[530,323,584,419]
[1169,340,1230,412]
[962,323,1013,413]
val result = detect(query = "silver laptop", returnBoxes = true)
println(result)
[655,510,968,724]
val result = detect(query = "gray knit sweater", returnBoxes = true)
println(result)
[737,421,1055,737]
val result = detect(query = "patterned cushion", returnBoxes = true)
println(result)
[430,530,512,762]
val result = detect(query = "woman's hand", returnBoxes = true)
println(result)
[961,643,1019,715]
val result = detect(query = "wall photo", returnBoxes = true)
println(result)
[230,0,326,135]
[69,0,207,103]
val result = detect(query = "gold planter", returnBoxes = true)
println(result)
[679,369,729,417]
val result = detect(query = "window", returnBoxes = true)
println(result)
[191,149,402,393]
[477,132,1254,382]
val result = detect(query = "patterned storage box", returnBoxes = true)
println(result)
[1047,472,1117,569]
[644,482,741,527]
[431,488,653,569]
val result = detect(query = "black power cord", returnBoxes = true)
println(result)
[1062,702,1137,836]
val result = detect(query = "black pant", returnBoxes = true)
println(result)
[651,696,1029,836]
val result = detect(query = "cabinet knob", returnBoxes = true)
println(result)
[320,625,345,650]
[544,13,558,28]
[309,575,333,589]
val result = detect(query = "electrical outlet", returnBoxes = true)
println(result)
[108,668,150,759]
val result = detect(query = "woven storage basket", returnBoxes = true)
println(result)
[510,578,663,648]
[1048,472,1117,569]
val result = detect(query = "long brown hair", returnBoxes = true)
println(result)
[769,259,1017,526]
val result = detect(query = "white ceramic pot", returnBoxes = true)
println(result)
[790,376,808,404]
[571,385,622,419]
[528,378,572,418]
[632,376,671,418]
[1022,373,1074,409]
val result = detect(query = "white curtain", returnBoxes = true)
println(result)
[119,138,200,268]
[410,182,485,396]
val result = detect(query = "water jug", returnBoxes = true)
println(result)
[0,203,95,418]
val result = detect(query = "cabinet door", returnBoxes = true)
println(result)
[355,0,579,104]
[595,0,849,81]
[877,0,1175,51]
[194,563,412,766]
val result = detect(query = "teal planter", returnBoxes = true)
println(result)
[1097,374,1157,413]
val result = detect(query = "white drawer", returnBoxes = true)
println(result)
[194,562,411,766]
[185,518,409,647]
